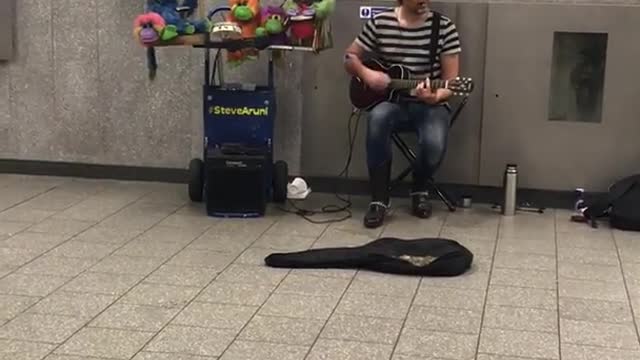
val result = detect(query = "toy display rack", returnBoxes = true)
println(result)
[145,6,333,53]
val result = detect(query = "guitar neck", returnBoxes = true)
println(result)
[389,78,449,90]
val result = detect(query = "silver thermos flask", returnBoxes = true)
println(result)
[502,164,517,216]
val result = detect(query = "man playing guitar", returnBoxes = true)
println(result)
[344,0,462,228]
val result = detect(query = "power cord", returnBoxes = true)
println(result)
[278,109,363,224]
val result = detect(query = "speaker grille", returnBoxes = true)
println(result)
[205,149,268,217]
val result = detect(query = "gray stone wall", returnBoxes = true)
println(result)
[0,0,304,173]
[1,0,638,182]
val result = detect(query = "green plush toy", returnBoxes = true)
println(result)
[312,0,335,20]
[256,6,288,45]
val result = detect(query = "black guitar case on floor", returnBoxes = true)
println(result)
[264,237,473,276]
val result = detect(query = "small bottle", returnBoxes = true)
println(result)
[502,164,517,216]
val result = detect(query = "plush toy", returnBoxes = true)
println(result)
[282,0,334,46]
[133,12,166,45]
[282,0,314,46]
[146,0,211,41]
[255,6,288,45]
[225,0,261,64]
[134,1,210,80]
[312,0,335,20]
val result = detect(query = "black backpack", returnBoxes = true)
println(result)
[580,174,640,230]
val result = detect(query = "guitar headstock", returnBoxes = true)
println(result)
[447,77,474,95]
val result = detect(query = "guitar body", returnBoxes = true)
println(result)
[348,58,474,111]
[349,59,413,111]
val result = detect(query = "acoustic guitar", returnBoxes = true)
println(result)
[349,58,474,110]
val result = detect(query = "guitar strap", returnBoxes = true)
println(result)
[429,11,441,82]
[401,10,442,103]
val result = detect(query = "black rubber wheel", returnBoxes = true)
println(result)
[188,158,204,202]
[273,160,288,203]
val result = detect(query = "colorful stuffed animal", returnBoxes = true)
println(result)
[312,0,335,20]
[133,12,166,45]
[134,1,210,80]
[282,0,334,46]
[283,0,314,46]
[255,6,288,45]
[225,0,261,64]
[146,0,211,41]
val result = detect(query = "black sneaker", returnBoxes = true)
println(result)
[364,201,389,228]
[364,160,391,228]
[411,191,432,218]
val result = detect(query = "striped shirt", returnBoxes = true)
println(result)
[355,9,461,79]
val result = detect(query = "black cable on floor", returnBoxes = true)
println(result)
[278,109,362,224]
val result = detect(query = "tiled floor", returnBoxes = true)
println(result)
[0,174,639,360]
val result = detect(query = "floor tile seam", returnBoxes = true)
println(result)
[256,311,412,322]
[153,321,271,333]
[555,256,627,265]
[270,271,355,279]
[478,303,559,312]
[561,340,640,351]
[83,264,224,277]
[490,265,557,274]
[490,265,557,273]
[128,216,296,360]
[131,349,222,358]
[25,303,186,318]
[488,283,559,291]
[300,288,416,300]
[0,335,59,346]
[409,303,486,313]
[65,324,157,335]
[131,240,235,250]
[399,326,481,336]
[557,316,639,326]
[556,274,627,284]
[494,250,558,257]
[477,351,557,360]
[413,283,491,292]
[560,341,640,351]
[211,336,316,349]
[2,309,86,320]
[33,200,213,360]
[0,186,155,275]
[472,214,505,360]
[394,347,476,360]
[555,260,621,268]
[613,233,640,346]
[252,335,396,348]
[387,208,452,360]
[487,283,556,291]
[480,325,558,335]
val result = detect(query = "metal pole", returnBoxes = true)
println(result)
[268,51,274,89]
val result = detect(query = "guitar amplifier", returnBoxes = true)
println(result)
[205,144,269,217]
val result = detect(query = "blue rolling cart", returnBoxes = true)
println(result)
[187,7,288,218]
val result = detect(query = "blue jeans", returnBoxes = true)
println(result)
[366,101,451,190]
